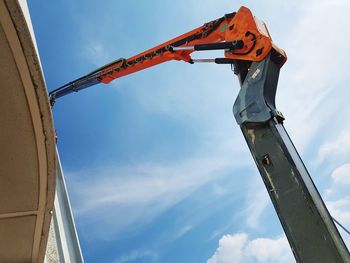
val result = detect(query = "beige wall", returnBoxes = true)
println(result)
[0,0,56,262]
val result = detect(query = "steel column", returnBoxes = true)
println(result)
[233,53,350,263]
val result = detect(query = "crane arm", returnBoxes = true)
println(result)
[49,6,286,104]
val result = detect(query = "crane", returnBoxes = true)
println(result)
[49,6,285,103]
[50,6,350,263]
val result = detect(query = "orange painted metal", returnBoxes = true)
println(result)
[97,6,286,84]
[224,7,286,62]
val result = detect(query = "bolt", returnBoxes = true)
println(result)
[262,155,272,166]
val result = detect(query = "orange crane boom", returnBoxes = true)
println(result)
[49,6,286,104]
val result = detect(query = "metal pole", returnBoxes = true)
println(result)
[52,149,84,263]
[233,53,350,262]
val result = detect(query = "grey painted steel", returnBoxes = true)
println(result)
[233,54,283,125]
[53,150,84,263]
[233,54,350,262]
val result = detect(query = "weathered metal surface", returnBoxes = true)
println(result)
[233,54,350,262]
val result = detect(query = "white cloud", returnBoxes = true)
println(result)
[244,236,294,263]
[207,233,248,263]
[207,233,294,263]
[318,132,350,164]
[323,162,350,200]
[323,162,350,199]
[331,163,350,185]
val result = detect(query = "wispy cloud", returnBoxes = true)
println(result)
[277,0,350,152]
[83,41,112,67]
[207,233,294,263]
[114,250,157,263]
[330,163,350,185]
[318,132,350,165]
[243,175,270,230]
[174,225,193,239]
[324,162,350,199]
[70,156,240,240]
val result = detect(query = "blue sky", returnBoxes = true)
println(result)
[28,0,350,262]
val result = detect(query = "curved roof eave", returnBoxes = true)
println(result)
[0,0,56,262]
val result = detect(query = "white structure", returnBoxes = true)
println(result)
[46,152,84,263]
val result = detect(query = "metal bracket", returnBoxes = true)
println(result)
[233,53,284,125]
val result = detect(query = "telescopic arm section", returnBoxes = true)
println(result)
[49,6,286,104]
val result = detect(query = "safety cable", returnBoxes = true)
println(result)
[332,217,350,237]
